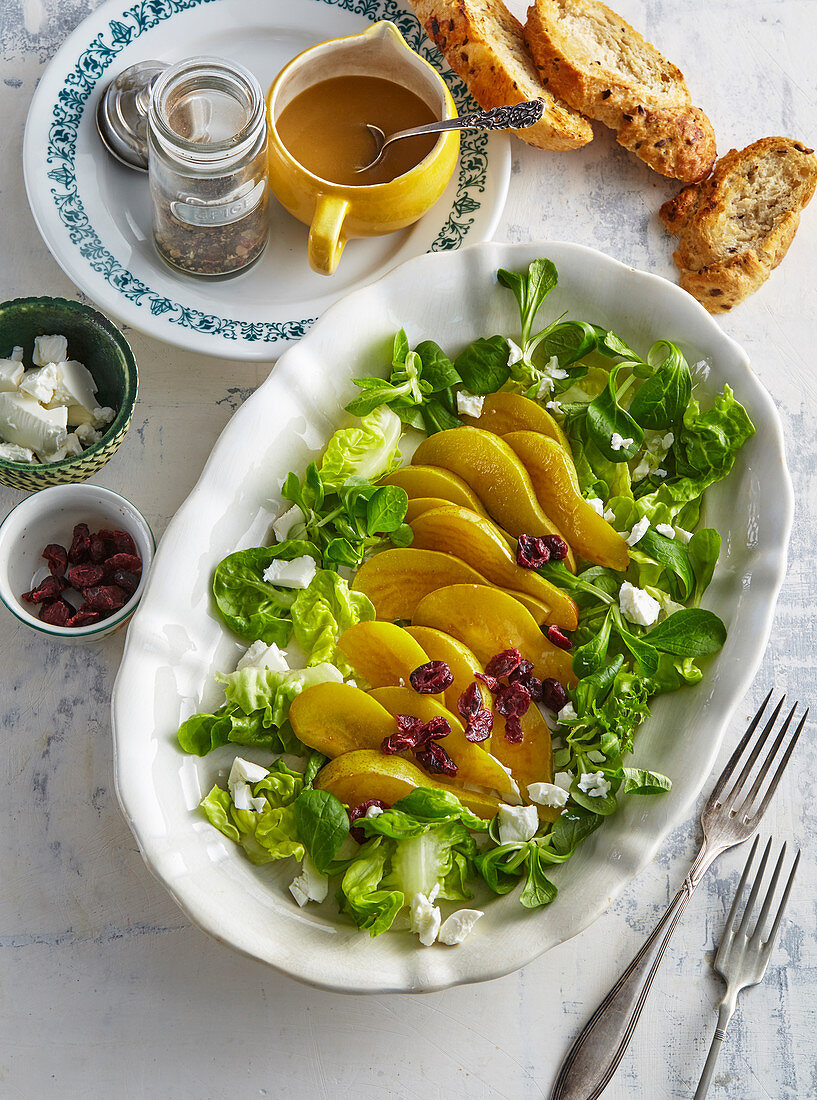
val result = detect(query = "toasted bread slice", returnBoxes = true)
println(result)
[660,136,817,312]
[524,0,716,181]
[410,0,593,151]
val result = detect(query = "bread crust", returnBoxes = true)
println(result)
[524,0,716,181]
[411,0,593,151]
[660,136,817,312]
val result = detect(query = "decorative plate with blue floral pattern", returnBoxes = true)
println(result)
[23,0,510,360]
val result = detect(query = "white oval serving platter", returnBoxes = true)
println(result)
[23,0,509,360]
[112,241,793,993]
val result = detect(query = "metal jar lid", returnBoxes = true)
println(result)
[96,60,168,171]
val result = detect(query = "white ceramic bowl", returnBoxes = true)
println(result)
[0,484,155,641]
[112,241,792,993]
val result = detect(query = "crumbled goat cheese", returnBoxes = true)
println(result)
[438,909,484,945]
[497,804,539,845]
[654,468,667,478]
[536,356,569,399]
[586,497,604,516]
[236,640,289,673]
[656,523,676,539]
[506,338,524,366]
[410,889,442,946]
[74,422,102,446]
[553,771,574,792]
[9,346,23,362]
[603,509,616,523]
[456,390,485,418]
[365,804,384,819]
[626,516,651,546]
[92,406,116,428]
[0,442,35,462]
[262,555,317,589]
[610,432,633,452]
[19,364,59,404]
[290,855,330,907]
[578,771,611,798]
[619,580,661,627]
[674,526,693,545]
[545,400,562,414]
[272,503,301,543]
[32,334,67,366]
[527,781,569,809]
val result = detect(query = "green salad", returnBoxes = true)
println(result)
[177,258,754,946]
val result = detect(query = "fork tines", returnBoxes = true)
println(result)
[723,835,800,946]
[710,692,808,825]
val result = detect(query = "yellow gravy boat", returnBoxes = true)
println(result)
[266,21,459,276]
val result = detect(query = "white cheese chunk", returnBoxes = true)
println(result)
[37,432,83,463]
[364,804,384,819]
[490,757,522,804]
[497,803,539,845]
[228,757,270,790]
[456,390,485,418]
[438,909,484,945]
[545,400,562,414]
[231,779,254,811]
[527,781,569,809]
[610,432,633,452]
[51,359,98,411]
[0,358,24,392]
[9,346,24,362]
[674,526,693,545]
[506,338,523,367]
[19,364,59,404]
[578,771,611,798]
[586,497,604,516]
[626,516,651,546]
[619,580,661,627]
[289,855,330,907]
[603,508,616,523]
[92,406,115,428]
[656,523,676,539]
[65,404,95,427]
[235,639,290,673]
[410,890,441,946]
[0,392,67,454]
[32,334,67,366]
[558,702,577,722]
[0,442,35,463]
[74,422,102,446]
[262,555,317,589]
[272,503,302,543]
[553,771,574,792]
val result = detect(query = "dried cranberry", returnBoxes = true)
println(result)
[395,714,424,737]
[475,671,500,692]
[68,523,92,564]
[42,543,68,578]
[517,534,551,568]
[415,741,458,777]
[22,575,67,604]
[66,563,106,589]
[503,715,524,743]
[409,660,454,695]
[509,658,534,680]
[546,625,573,651]
[99,528,136,556]
[104,552,142,576]
[420,715,450,742]
[541,678,568,712]
[348,799,389,844]
[485,648,523,678]
[111,569,139,595]
[457,682,482,720]
[89,533,112,563]
[464,709,494,743]
[39,599,72,626]
[508,659,543,701]
[381,714,424,754]
[495,681,531,718]
[541,535,569,561]
[82,584,128,612]
[66,609,102,628]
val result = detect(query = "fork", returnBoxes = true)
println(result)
[550,691,808,1100]
[694,835,800,1099]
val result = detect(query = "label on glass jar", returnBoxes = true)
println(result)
[170,178,267,227]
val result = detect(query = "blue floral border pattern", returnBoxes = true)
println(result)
[45,0,488,345]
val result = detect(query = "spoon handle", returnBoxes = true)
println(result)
[390,98,545,142]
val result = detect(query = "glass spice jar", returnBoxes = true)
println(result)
[147,56,269,278]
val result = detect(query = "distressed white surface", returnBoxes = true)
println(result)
[0,1,815,1097]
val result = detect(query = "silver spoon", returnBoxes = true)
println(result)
[356,98,545,173]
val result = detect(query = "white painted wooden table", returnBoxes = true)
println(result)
[1,1,815,1096]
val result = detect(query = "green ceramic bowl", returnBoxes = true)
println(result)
[0,297,138,491]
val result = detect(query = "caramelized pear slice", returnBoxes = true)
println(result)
[289,682,396,757]
[380,464,488,514]
[504,431,630,571]
[314,750,500,819]
[459,391,571,452]
[411,427,576,570]
[409,505,578,628]
[336,620,432,691]
[403,625,491,729]
[412,584,576,687]
[368,686,517,797]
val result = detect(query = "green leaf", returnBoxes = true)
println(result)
[290,569,375,668]
[219,662,344,731]
[572,608,613,678]
[611,611,660,677]
[593,328,642,361]
[212,542,319,644]
[498,258,558,342]
[392,328,409,368]
[550,805,603,856]
[586,366,644,461]
[629,342,692,430]
[532,320,597,366]
[688,529,721,606]
[366,485,409,534]
[454,336,511,394]
[177,707,233,756]
[622,768,673,795]
[293,788,350,873]
[421,398,462,434]
[572,654,624,718]
[645,608,727,656]
[319,406,403,490]
[200,785,304,865]
[302,751,327,790]
[635,526,695,602]
[337,838,404,936]
[520,847,558,908]
[413,340,460,391]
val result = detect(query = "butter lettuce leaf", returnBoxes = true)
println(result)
[319,405,402,491]
[218,661,344,730]
[177,703,297,756]
[200,784,304,865]
[291,569,375,670]
[212,541,320,644]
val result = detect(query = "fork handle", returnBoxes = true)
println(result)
[693,1001,736,1100]
[551,847,716,1099]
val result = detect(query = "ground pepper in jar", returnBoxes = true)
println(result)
[147,56,269,278]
